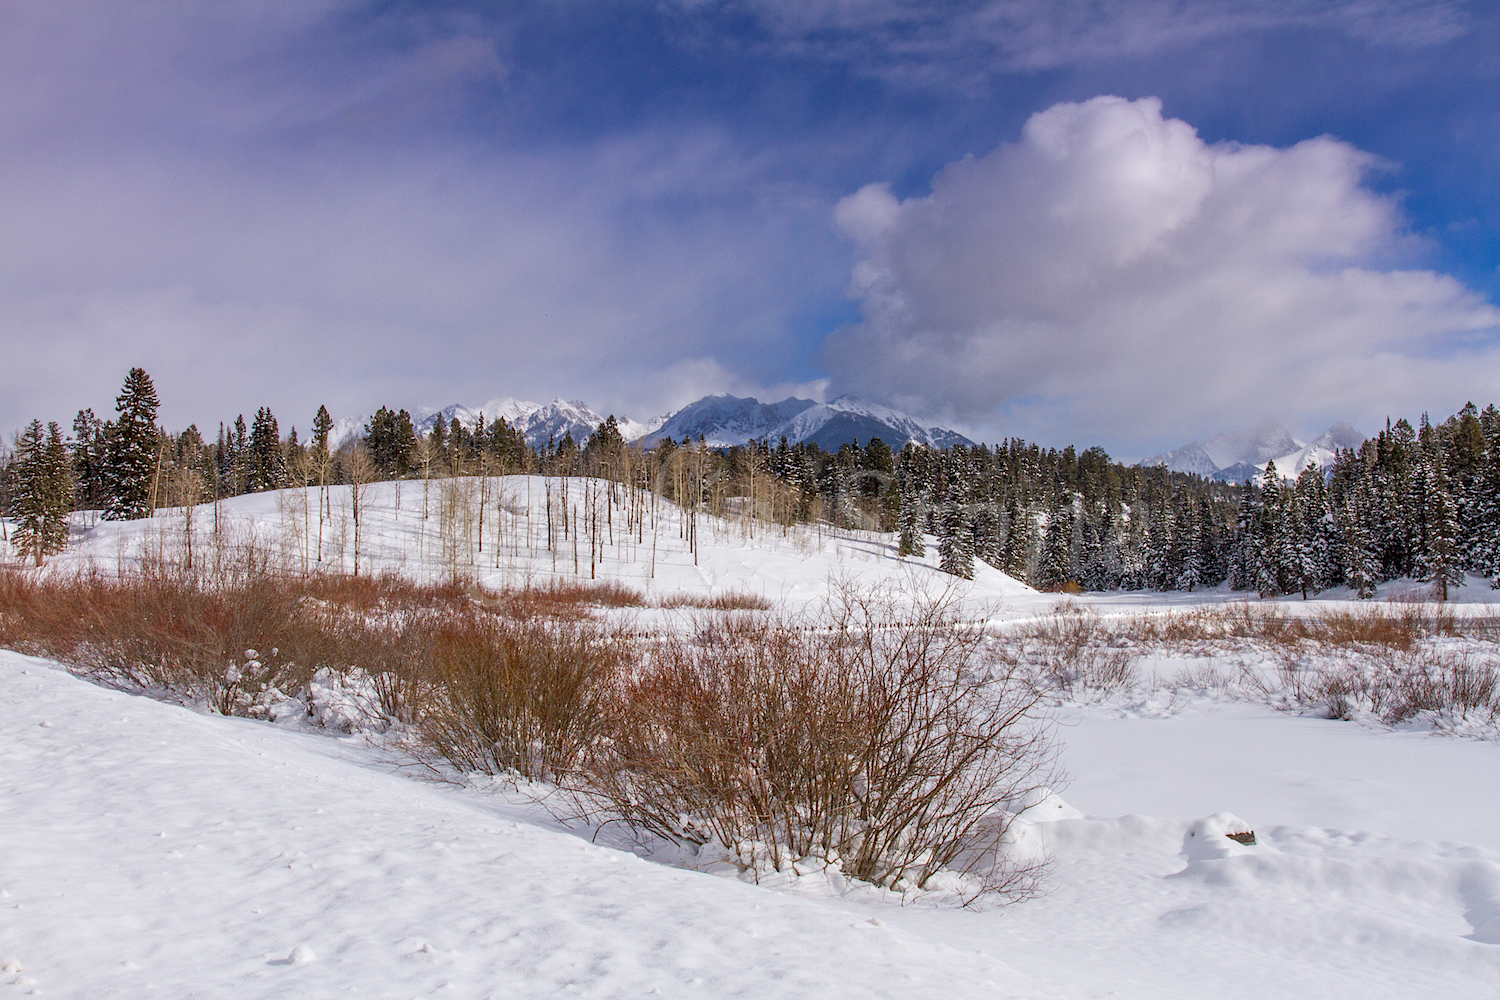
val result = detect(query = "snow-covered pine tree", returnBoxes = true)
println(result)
[990,492,1016,577]
[1228,480,1259,591]
[1038,494,1073,590]
[1474,438,1500,587]
[1416,451,1463,600]
[937,464,974,580]
[102,367,161,520]
[896,448,925,557]
[1254,462,1286,597]
[1175,496,1204,592]
[1341,487,1380,599]
[248,406,284,492]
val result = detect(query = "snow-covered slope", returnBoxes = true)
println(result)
[38,477,1037,615]
[7,562,1500,996]
[0,651,1042,1000]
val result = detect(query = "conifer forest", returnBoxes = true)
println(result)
[4,368,1498,599]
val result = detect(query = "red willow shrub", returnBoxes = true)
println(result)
[582,586,1056,900]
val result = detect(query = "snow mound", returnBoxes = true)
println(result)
[1181,812,1258,861]
[1004,787,1084,823]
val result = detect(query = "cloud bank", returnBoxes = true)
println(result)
[823,95,1500,453]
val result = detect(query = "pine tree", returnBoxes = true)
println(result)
[41,423,71,555]
[896,449,926,557]
[1038,494,1073,589]
[70,408,107,510]
[10,420,72,564]
[1254,463,1286,597]
[102,368,161,520]
[247,406,284,492]
[937,467,974,580]
[1417,452,1463,600]
[1341,489,1380,599]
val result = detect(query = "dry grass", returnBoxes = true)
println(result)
[478,579,647,620]
[656,590,774,611]
[996,602,1138,697]
[988,598,1498,727]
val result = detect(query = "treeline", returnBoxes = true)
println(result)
[866,404,1498,600]
[4,368,1498,598]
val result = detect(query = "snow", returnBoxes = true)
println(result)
[0,651,1037,999]
[5,482,1500,997]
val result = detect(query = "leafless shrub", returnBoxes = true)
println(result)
[0,565,323,713]
[412,611,624,782]
[581,586,1055,901]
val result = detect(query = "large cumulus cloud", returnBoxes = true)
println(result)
[822,95,1500,451]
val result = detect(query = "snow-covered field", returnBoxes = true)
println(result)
[4,480,1500,998]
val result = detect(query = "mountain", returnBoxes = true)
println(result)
[413,398,664,450]
[396,392,971,452]
[1265,421,1364,479]
[1145,418,1362,482]
[641,394,972,450]
[642,395,817,447]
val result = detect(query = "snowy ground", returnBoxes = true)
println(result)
[4,482,1500,997]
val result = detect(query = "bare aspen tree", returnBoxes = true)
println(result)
[347,445,376,577]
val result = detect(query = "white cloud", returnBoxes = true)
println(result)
[823,95,1500,451]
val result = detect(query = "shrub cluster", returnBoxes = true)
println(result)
[0,566,1053,902]
[587,588,1053,895]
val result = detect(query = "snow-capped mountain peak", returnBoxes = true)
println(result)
[1143,418,1363,482]
[344,392,968,452]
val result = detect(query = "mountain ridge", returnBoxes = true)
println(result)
[341,392,970,452]
[1143,419,1363,481]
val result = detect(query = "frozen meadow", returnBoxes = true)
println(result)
[3,478,1499,998]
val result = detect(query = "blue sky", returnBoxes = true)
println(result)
[2,1,1498,457]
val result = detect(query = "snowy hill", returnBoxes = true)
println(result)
[1144,418,1362,482]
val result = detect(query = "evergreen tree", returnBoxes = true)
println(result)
[247,406,285,492]
[366,407,417,477]
[102,367,161,520]
[1254,463,1286,597]
[1416,451,1463,599]
[70,408,107,510]
[10,420,72,564]
[1038,494,1074,589]
[937,467,974,580]
[1341,488,1380,599]
[311,405,334,456]
[896,449,926,557]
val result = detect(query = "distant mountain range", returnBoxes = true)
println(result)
[335,393,972,452]
[1143,418,1363,482]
